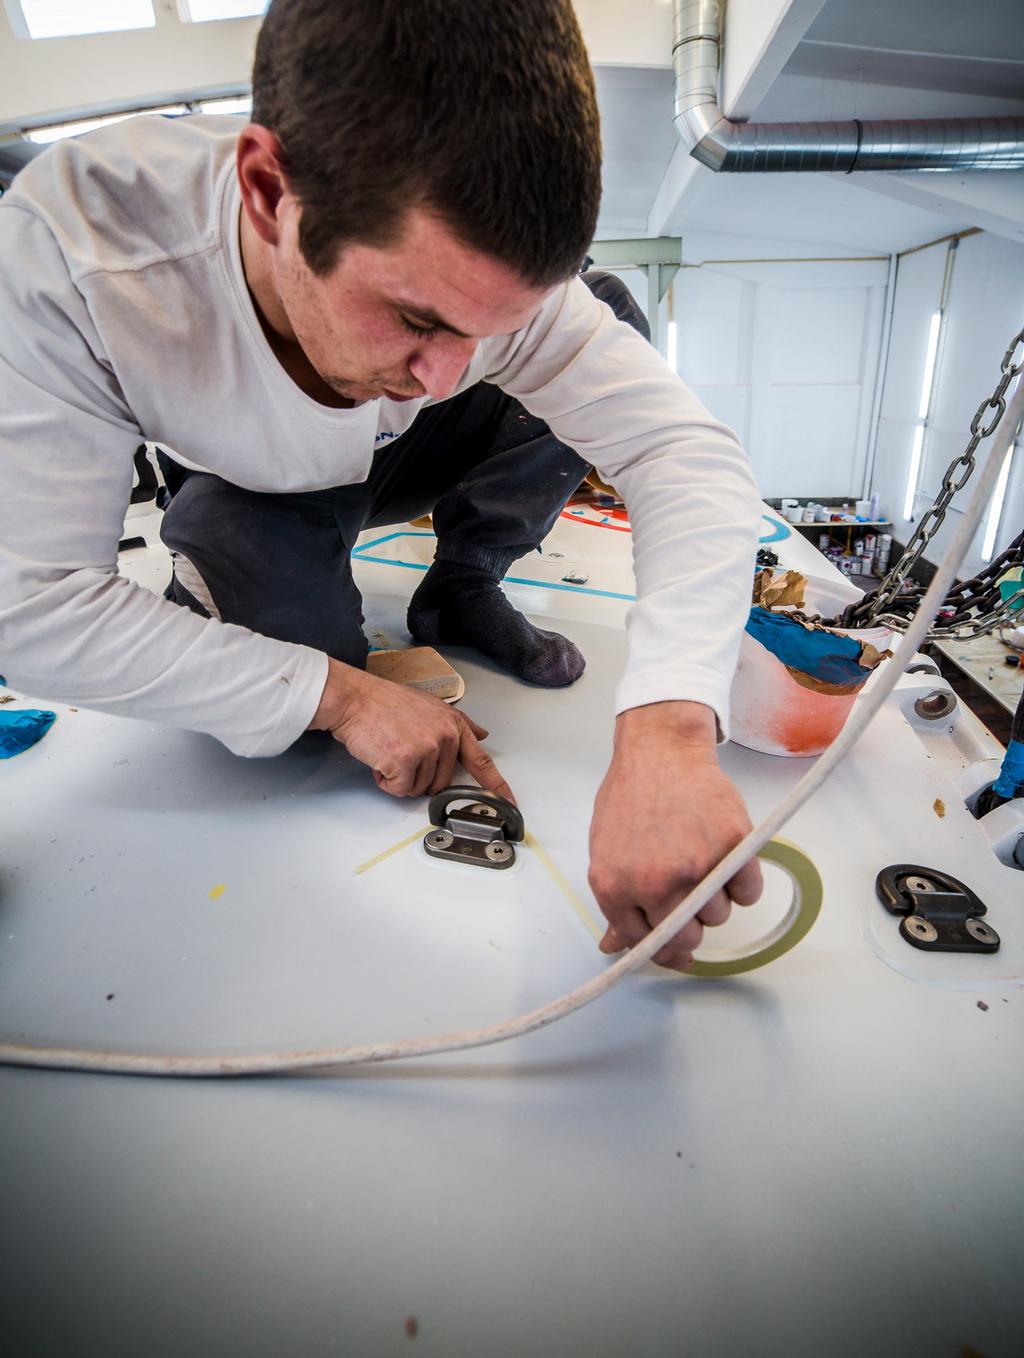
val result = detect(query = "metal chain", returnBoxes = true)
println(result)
[864,528,1024,638]
[837,326,1024,634]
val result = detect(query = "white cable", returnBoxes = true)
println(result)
[3,376,1022,1079]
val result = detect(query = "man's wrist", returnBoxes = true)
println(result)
[614,700,717,752]
[308,656,360,732]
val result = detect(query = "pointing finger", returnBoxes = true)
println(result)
[456,726,515,804]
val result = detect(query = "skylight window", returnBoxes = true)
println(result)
[26,105,190,144]
[197,95,253,117]
[177,0,267,21]
[7,1,155,40]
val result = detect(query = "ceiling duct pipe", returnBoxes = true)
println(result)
[673,0,1024,172]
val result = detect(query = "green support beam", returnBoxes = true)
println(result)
[586,237,681,356]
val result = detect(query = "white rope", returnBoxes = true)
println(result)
[4,375,1022,1078]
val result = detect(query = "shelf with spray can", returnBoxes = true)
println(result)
[799,519,893,583]
[771,497,893,583]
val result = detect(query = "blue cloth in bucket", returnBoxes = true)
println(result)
[0,709,57,758]
[745,608,876,691]
[992,738,1024,799]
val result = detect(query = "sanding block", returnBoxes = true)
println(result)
[366,646,466,702]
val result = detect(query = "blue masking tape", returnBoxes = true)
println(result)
[0,709,57,758]
[745,608,875,689]
[992,739,1024,799]
[998,579,1024,611]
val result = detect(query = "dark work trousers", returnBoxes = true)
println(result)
[159,270,649,670]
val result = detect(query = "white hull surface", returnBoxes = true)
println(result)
[1,507,1021,1357]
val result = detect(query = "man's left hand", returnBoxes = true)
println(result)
[588,701,763,972]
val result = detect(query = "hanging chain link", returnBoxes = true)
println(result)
[837,326,1024,637]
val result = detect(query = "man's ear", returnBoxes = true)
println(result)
[237,124,291,247]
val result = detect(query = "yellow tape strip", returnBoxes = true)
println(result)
[353,821,822,979]
[353,823,602,946]
[353,825,431,875]
[524,830,604,942]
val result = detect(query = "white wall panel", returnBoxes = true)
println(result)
[671,257,885,500]
[878,247,947,425]
[873,417,919,525]
[753,384,862,496]
[676,270,750,387]
[766,286,867,384]
[870,243,947,527]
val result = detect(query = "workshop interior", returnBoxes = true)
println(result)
[1,2,1023,1356]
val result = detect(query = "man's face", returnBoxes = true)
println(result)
[271,205,555,404]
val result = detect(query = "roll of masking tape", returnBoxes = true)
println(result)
[686,837,823,978]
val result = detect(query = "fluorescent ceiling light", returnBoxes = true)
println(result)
[903,423,925,522]
[178,0,267,21]
[27,112,135,144]
[918,309,942,421]
[27,105,189,144]
[981,447,1014,562]
[197,96,253,116]
[11,1,155,39]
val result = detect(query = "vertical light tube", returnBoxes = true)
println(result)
[918,310,942,419]
[981,447,1014,561]
[903,424,925,521]
[903,308,943,522]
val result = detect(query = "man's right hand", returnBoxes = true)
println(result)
[309,657,515,801]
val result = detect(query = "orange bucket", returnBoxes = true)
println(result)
[729,574,891,758]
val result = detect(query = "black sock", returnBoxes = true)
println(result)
[407,561,585,687]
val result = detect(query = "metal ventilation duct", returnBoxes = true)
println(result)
[673,0,1024,172]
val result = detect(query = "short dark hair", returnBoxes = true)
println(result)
[251,0,601,286]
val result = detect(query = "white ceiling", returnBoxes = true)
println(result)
[594,66,678,236]
[592,0,1024,253]
[792,0,1024,97]
[660,169,972,255]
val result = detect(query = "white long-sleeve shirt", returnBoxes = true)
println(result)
[0,115,760,757]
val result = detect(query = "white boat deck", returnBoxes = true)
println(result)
[1,505,1022,1357]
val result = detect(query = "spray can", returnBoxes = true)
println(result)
[875,533,893,576]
